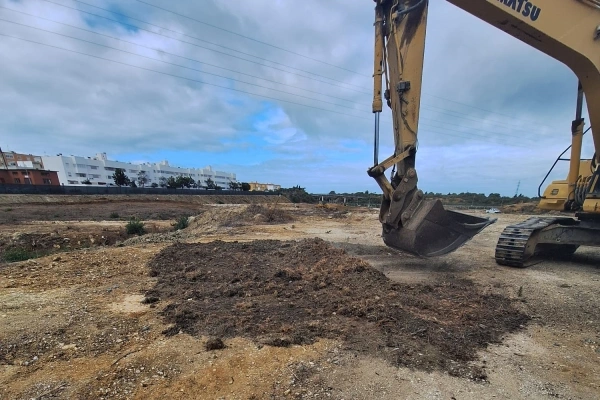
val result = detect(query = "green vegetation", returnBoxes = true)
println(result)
[125,217,146,235]
[137,170,149,187]
[112,168,131,187]
[109,212,120,219]
[172,215,189,231]
[2,247,39,263]
[276,186,316,204]
[4,208,12,212]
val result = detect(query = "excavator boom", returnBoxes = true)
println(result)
[369,0,600,260]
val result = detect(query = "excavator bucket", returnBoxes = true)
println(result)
[382,199,495,257]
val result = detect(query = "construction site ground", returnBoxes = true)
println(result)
[0,197,599,399]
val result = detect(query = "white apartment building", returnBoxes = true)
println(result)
[41,153,236,188]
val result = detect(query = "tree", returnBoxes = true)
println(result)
[158,176,167,188]
[129,181,137,188]
[81,179,92,185]
[228,180,240,191]
[150,183,158,188]
[137,171,149,187]
[204,177,216,190]
[329,190,336,195]
[241,182,251,191]
[112,168,130,187]
[176,176,195,189]
[166,176,179,189]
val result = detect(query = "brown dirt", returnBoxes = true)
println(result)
[1,201,599,400]
[0,228,131,262]
[146,238,528,379]
[0,201,206,224]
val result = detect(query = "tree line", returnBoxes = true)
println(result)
[82,168,251,190]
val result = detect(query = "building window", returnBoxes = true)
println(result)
[12,171,18,175]
[14,178,21,183]
[68,180,79,184]
[5,154,13,159]
[89,165,98,170]
[107,175,113,179]
[76,163,87,168]
[43,178,52,184]
[104,167,115,171]
[76,173,87,177]
[41,171,50,176]
[24,178,31,184]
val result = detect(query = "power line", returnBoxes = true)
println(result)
[0,17,363,111]
[0,17,548,145]
[0,31,372,121]
[0,6,358,105]
[40,0,559,131]
[134,0,370,77]
[42,0,370,93]
[0,30,532,150]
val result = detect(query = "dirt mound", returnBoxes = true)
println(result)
[500,202,553,214]
[188,205,293,234]
[146,239,529,379]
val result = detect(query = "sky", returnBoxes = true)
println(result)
[0,0,595,196]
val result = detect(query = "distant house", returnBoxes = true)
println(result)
[0,150,45,169]
[249,182,281,191]
[0,169,59,185]
[41,152,237,187]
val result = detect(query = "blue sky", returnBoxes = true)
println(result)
[0,0,595,195]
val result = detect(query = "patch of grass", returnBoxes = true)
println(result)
[4,208,12,212]
[2,247,39,263]
[125,217,146,236]
[172,215,189,231]
[109,212,120,219]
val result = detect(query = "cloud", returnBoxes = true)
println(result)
[0,0,593,195]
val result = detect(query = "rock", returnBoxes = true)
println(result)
[53,256,62,262]
[205,337,226,351]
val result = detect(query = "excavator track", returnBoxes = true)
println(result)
[495,217,560,267]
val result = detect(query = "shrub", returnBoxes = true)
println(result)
[109,212,120,219]
[2,247,39,262]
[172,215,189,231]
[125,217,146,235]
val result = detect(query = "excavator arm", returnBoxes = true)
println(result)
[369,0,600,258]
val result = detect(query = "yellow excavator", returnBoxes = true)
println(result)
[368,0,600,267]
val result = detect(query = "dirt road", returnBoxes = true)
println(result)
[0,202,598,399]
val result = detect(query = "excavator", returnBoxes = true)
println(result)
[368,0,600,267]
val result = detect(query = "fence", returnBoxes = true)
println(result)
[0,184,274,196]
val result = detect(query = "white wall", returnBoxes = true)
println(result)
[41,155,237,187]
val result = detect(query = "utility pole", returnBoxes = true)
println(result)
[514,180,521,197]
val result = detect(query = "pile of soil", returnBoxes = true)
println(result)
[146,239,529,379]
[188,204,293,234]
